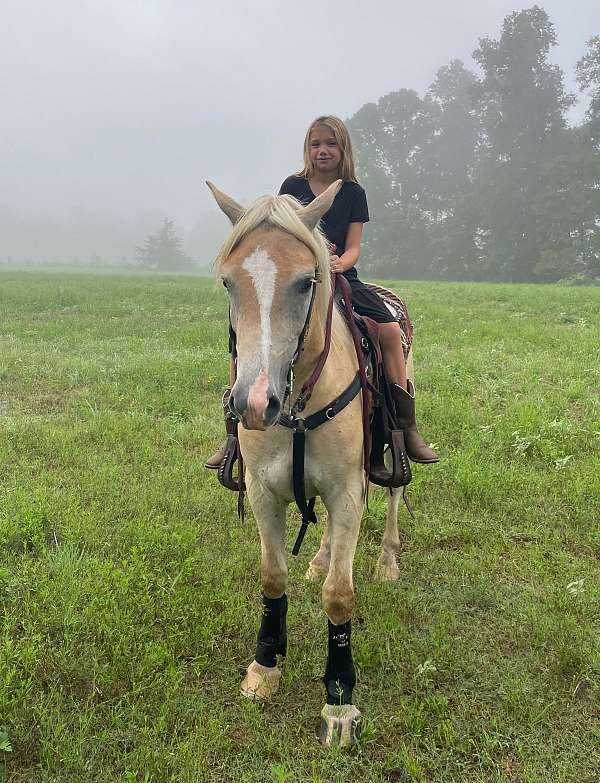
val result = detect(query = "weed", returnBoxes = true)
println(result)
[0,731,12,783]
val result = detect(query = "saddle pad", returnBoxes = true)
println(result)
[366,284,413,359]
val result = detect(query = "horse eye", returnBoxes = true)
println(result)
[222,277,231,290]
[298,277,314,294]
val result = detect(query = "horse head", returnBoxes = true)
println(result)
[208,180,341,430]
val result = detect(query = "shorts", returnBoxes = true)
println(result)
[344,274,396,324]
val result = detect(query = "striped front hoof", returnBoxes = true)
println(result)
[240,660,282,701]
[318,704,362,747]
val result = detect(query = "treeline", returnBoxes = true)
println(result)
[0,208,219,273]
[349,6,600,283]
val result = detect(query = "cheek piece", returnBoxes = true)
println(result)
[255,594,288,668]
[324,619,356,705]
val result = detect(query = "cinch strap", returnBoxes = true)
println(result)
[281,372,362,556]
[291,419,318,557]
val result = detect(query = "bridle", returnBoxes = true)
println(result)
[281,265,322,415]
[227,264,372,556]
[283,265,338,418]
[230,262,330,419]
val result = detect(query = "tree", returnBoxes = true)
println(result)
[524,128,599,280]
[348,62,484,279]
[576,35,600,149]
[136,218,195,272]
[472,6,575,281]
[420,60,481,211]
[345,6,598,283]
[572,36,600,278]
[347,89,437,276]
[420,60,483,279]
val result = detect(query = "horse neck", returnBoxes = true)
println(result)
[292,302,356,401]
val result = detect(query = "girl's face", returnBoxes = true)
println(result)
[308,125,342,175]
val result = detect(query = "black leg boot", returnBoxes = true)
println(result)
[391,380,439,464]
[255,594,288,668]
[319,619,362,746]
[241,594,287,700]
[323,620,356,705]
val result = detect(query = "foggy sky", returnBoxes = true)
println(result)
[2,0,599,261]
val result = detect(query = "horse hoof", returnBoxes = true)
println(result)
[374,557,400,582]
[318,704,362,747]
[305,562,327,582]
[240,660,282,701]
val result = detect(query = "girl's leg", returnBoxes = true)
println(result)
[378,322,407,387]
[378,322,439,464]
[341,275,438,463]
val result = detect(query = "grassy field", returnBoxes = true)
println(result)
[1,271,599,783]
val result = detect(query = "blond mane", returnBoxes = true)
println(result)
[214,193,332,314]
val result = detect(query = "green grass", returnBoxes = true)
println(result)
[1,270,599,782]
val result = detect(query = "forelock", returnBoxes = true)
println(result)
[214,194,330,282]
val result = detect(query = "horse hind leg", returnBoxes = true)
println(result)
[375,486,402,581]
[305,517,331,582]
[374,346,413,581]
[241,486,288,701]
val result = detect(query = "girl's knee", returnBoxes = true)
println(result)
[379,321,401,345]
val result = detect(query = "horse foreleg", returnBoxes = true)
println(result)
[306,517,331,582]
[241,480,287,701]
[375,487,402,581]
[318,487,363,746]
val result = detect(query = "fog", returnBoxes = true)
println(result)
[1,0,598,268]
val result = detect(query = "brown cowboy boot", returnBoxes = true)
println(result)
[205,388,232,469]
[391,380,439,464]
[205,439,228,469]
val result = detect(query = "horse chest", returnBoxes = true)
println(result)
[253,450,293,495]
[242,431,335,502]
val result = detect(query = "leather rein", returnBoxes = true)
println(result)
[229,270,371,556]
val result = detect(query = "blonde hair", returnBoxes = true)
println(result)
[298,116,358,183]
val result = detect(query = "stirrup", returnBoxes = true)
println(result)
[369,430,411,488]
[218,434,246,491]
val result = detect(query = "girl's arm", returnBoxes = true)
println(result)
[330,223,363,273]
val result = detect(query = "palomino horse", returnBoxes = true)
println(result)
[208,180,413,746]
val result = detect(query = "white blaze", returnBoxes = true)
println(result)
[242,247,277,370]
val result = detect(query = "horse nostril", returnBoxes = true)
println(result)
[265,394,281,424]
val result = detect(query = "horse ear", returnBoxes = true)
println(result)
[206,181,244,225]
[297,179,343,231]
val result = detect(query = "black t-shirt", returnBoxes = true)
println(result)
[279,176,369,279]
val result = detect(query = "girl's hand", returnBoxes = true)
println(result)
[329,254,343,273]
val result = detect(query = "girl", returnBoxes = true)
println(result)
[205,115,438,468]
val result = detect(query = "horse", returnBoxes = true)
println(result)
[208,179,413,746]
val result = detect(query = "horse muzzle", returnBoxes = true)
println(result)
[230,371,282,430]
